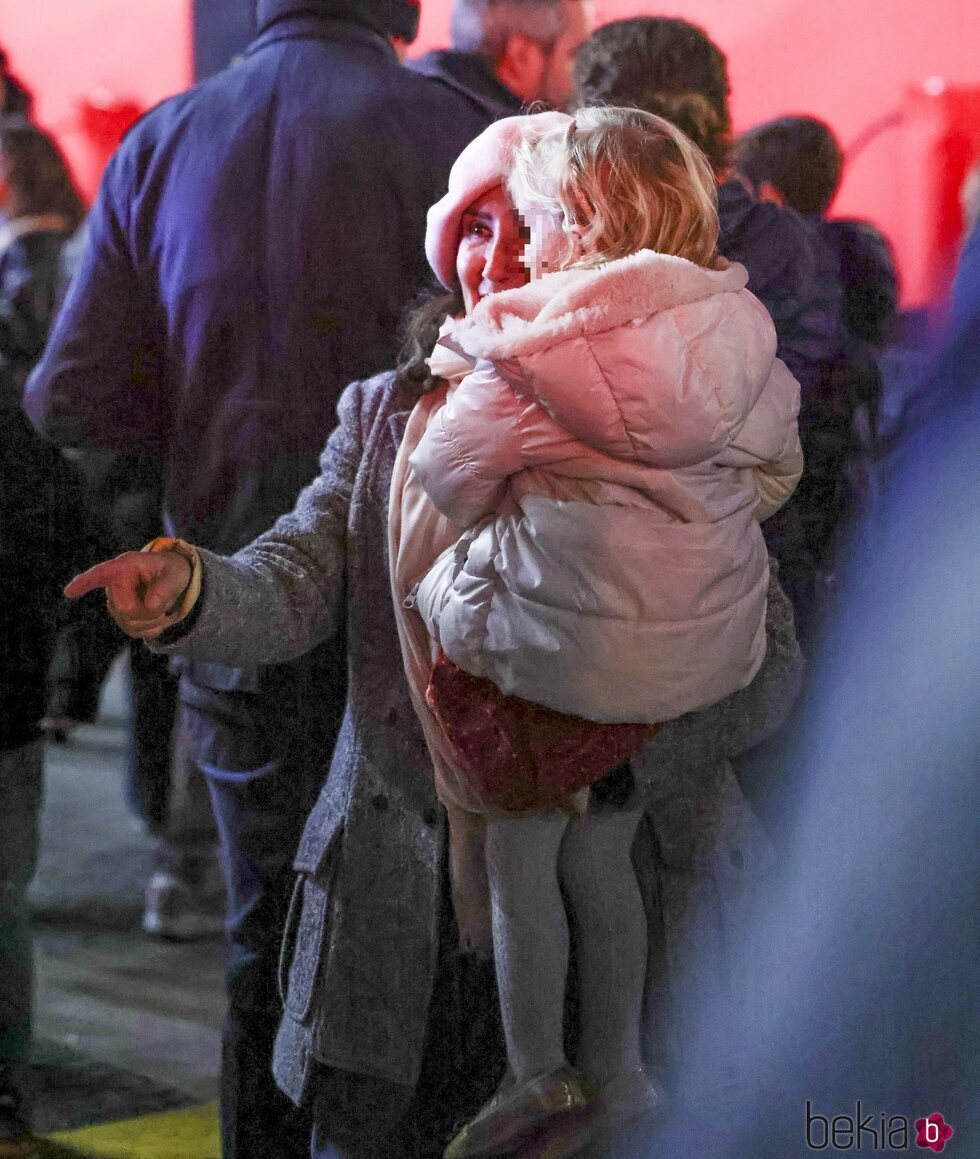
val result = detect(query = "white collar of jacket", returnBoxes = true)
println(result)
[451,250,749,361]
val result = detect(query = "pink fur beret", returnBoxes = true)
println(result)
[425,111,572,289]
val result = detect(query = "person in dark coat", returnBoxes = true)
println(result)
[409,0,593,120]
[0,119,89,1158]
[733,114,899,348]
[733,115,901,575]
[23,3,493,1155]
[571,17,846,650]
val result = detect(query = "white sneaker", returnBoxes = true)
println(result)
[142,870,225,941]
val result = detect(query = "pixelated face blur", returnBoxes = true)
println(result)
[513,196,567,280]
[456,186,530,312]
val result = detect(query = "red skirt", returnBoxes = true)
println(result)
[425,650,661,813]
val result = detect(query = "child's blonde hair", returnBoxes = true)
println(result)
[509,105,720,270]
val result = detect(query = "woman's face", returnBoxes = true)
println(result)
[456,186,529,313]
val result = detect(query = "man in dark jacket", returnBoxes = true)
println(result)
[0,404,90,1159]
[409,0,593,120]
[0,205,92,1157]
[24,3,491,1155]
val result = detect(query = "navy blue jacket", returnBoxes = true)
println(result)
[25,5,490,556]
[717,177,844,387]
[408,49,522,123]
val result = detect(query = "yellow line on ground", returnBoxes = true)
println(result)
[48,1101,220,1159]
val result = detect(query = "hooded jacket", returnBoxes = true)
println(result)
[411,251,802,724]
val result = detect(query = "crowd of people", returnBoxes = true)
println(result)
[0,2,973,1157]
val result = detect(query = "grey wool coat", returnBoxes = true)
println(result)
[153,370,804,1103]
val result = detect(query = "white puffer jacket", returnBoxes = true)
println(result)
[410,250,802,724]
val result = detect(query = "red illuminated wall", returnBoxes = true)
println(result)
[2,1,977,307]
[0,0,192,202]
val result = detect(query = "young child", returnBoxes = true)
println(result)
[411,108,803,1157]
[734,114,896,573]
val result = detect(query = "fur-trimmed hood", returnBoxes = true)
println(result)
[445,249,781,469]
[452,250,748,358]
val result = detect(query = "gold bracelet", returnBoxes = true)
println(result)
[140,536,203,620]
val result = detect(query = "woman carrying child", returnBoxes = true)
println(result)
[66,110,803,1159]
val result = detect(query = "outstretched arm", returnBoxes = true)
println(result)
[409,361,525,527]
[64,381,370,668]
[719,357,804,520]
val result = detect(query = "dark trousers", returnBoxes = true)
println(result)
[178,643,344,1159]
[48,606,183,837]
[0,741,43,1073]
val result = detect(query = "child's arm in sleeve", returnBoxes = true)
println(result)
[409,360,539,527]
[718,357,804,520]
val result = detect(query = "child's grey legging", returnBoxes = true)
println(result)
[484,807,647,1087]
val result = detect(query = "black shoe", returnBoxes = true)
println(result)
[0,1084,38,1159]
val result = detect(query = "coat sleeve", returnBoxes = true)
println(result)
[23,146,170,453]
[630,562,803,787]
[148,381,366,667]
[409,360,575,527]
[717,357,804,520]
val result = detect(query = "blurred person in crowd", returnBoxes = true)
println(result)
[572,17,846,650]
[734,115,900,575]
[732,115,898,361]
[0,51,32,120]
[735,115,898,348]
[409,0,593,120]
[43,221,223,941]
[23,1,496,1155]
[44,444,225,940]
[619,202,980,1159]
[0,359,90,1159]
[0,118,91,1159]
[63,122,805,1157]
[0,118,83,360]
[951,160,980,324]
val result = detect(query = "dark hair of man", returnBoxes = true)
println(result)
[734,115,844,217]
[451,0,569,61]
[396,285,465,396]
[571,17,732,173]
[0,117,85,229]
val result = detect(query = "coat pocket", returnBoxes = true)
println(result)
[279,869,334,1022]
[273,819,342,1108]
